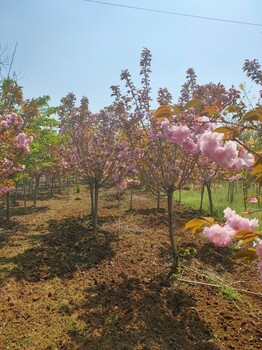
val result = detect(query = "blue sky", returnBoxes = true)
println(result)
[1,0,262,112]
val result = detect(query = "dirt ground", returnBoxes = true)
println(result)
[0,186,261,350]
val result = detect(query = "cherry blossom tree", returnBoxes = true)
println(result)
[59,94,134,234]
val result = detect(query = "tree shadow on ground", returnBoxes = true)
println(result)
[158,241,235,273]
[196,243,235,272]
[129,207,166,216]
[0,220,25,249]
[8,205,49,217]
[3,216,118,282]
[66,273,220,350]
[102,203,122,210]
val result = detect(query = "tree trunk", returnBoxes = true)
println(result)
[257,183,261,208]
[156,192,160,209]
[177,189,181,205]
[23,181,27,215]
[58,177,62,194]
[89,183,94,217]
[199,184,205,212]
[243,181,248,212]
[167,190,179,268]
[51,176,54,197]
[6,192,11,221]
[229,182,234,203]
[34,176,40,207]
[92,182,99,235]
[14,183,18,202]
[206,182,214,216]
[130,187,133,211]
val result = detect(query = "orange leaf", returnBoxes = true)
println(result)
[154,105,174,120]
[234,229,254,239]
[239,236,257,246]
[233,248,257,262]
[203,106,218,116]
[183,99,201,110]
[201,216,215,223]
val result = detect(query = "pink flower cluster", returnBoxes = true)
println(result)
[0,113,23,130]
[203,207,259,247]
[249,197,258,204]
[223,207,258,231]
[203,224,235,247]
[161,119,199,154]
[161,117,254,171]
[0,185,15,195]
[203,208,262,279]
[199,131,254,171]
[15,133,34,153]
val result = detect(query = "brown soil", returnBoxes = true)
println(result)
[0,186,261,350]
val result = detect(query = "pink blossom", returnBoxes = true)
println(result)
[223,207,259,231]
[256,240,262,259]
[0,186,14,195]
[15,133,33,153]
[249,197,258,204]
[203,208,259,248]
[199,131,254,170]
[169,125,191,144]
[238,148,254,168]
[161,119,171,137]
[0,120,8,129]
[182,139,199,153]
[203,224,235,247]
[221,94,230,104]
[117,179,127,191]
[199,131,223,159]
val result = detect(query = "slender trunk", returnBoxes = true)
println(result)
[229,182,234,203]
[258,184,261,208]
[6,192,11,221]
[156,192,160,209]
[130,187,133,211]
[167,190,179,268]
[178,189,182,205]
[199,184,205,212]
[23,181,27,215]
[58,177,61,194]
[28,181,32,197]
[34,176,40,207]
[51,176,54,197]
[243,182,248,212]
[206,182,214,216]
[14,183,18,202]
[89,183,94,216]
[92,182,99,235]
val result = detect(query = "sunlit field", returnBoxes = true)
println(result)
[174,180,261,220]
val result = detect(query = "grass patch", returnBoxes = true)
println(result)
[204,272,243,302]
[220,285,242,302]
[174,181,260,219]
